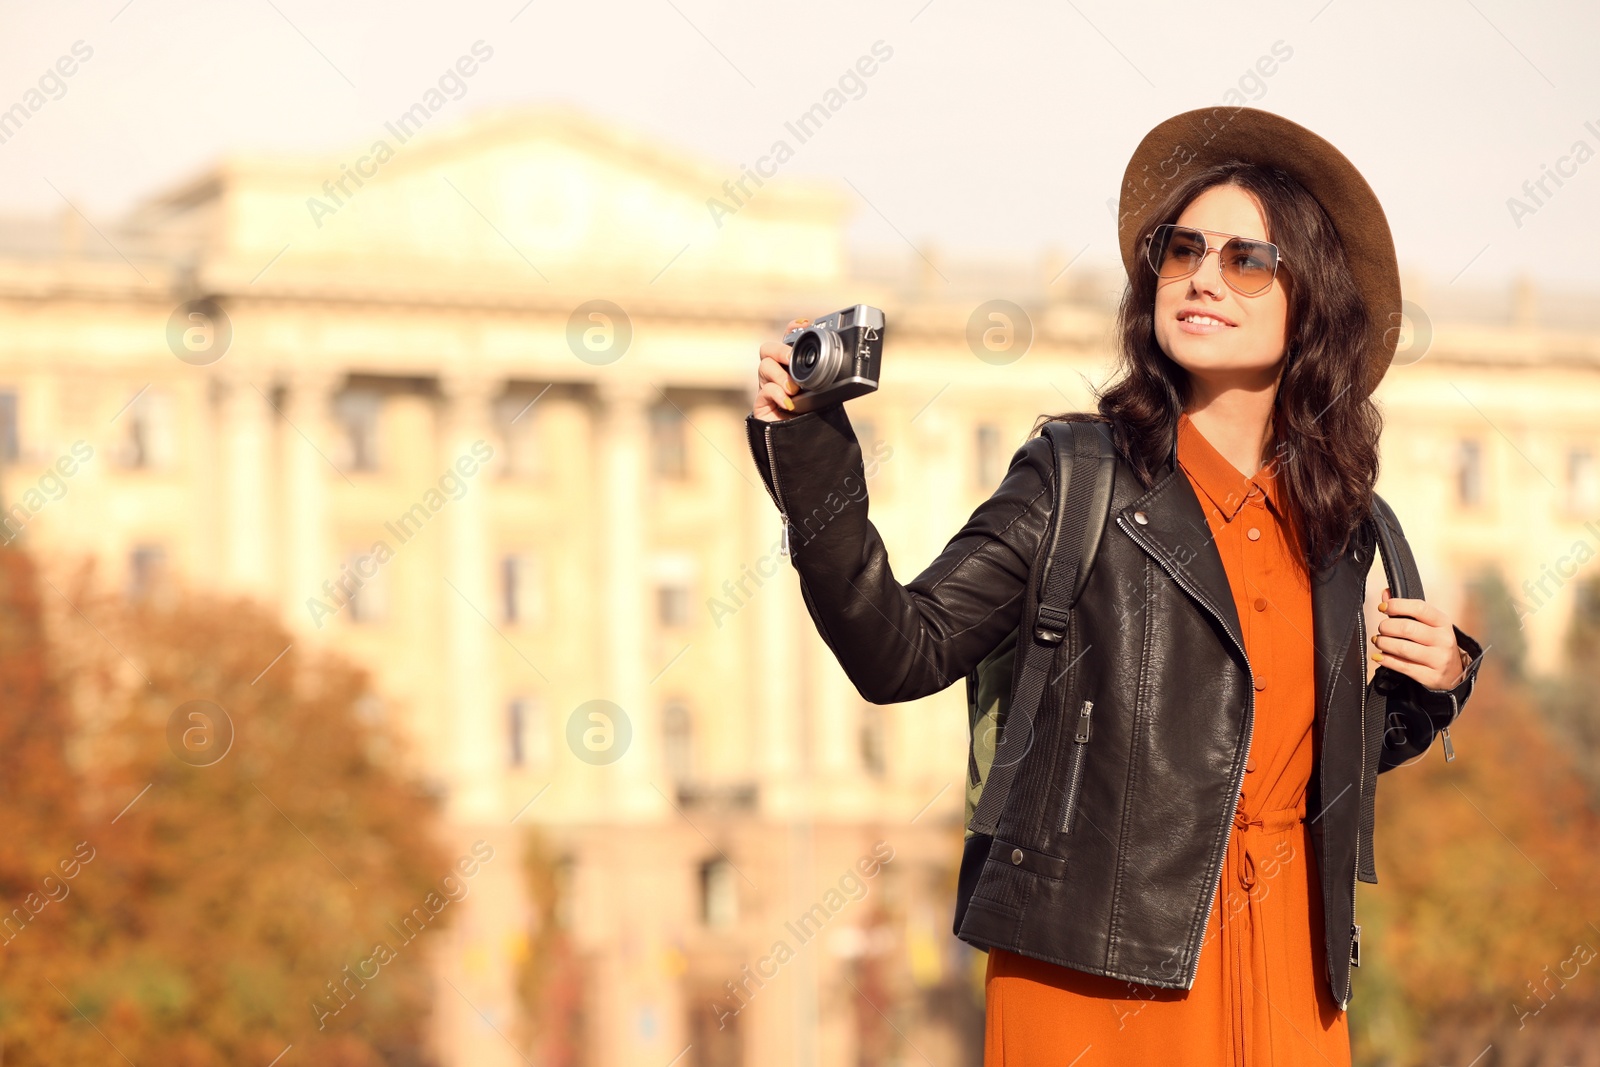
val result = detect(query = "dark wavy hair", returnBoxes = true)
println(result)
[1037,160,1383,573]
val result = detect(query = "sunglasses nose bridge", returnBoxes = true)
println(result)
[1189,242,1228,293]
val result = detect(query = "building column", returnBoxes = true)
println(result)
[281,369,340,629]
[218,367,275,601]
[595,376,663,820]
[751,441,804,819]
[441,373,501,824]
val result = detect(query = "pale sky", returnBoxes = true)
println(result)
[2,0,1596,291]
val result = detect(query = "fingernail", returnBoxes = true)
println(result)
[1371,651,1383,661]
[782,395,795,411]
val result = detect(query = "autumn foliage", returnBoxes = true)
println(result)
[1351,572,1600,1065]
[514,826,587,1067]
[0,548,459,1065]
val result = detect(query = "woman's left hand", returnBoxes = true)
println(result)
[1370,585,1469,691]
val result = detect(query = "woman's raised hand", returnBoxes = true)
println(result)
[752,318,810,423]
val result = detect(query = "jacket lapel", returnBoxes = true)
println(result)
[1115,461,1245,655]
[1311,541,1368,712]
[1117,448,1369,706]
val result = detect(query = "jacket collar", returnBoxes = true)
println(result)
[1121,421,1372,710]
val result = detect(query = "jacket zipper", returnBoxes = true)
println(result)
[1346,605,1367,1008]
[1058,699,1094,832]
[1116,514,1255,991]
[749,421,792,555]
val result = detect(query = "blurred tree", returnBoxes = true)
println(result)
[0,548,103,1062]
[7,552,461,1065]
[849,898,897,1067]
[922,836,986,1067]
[514,826,587,1067]
[1467,563,1526,684]
[1539,572,1600,804]
[1350,585,1600,1064]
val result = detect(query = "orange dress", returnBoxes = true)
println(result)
[983,411,1351,1065]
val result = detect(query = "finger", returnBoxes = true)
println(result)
[785,317,812,333]
[1378,592,1447,627]
[1371,637,1457,688]
[1374,614,1434,643]
[758,339,794,366]
[760,381,797,414]
[1372,644,1463,690]
[757,356,799,394]
[1371,632,1442,663]
[1368,640,1425,687]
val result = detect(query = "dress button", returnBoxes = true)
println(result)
[1254,677,1266,691]
[1134,510,1148,525]
[1247,527,1261,541]
[1246,759,1257,773]
[1253,596,1268,612]
[1012,848,1024,865]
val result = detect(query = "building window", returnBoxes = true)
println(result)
[0,391,18,462]
[502,553,543,625]
[663,700,693,783]
[127,544,168,601]
[554,856,577,931]
[1568,446,1600,516]
[121,388,176,469]
[700,858,737,929]
[650,403,687,479]
[860,703,887,778]
[345,548,388,623]
[508,696,546,769]
[1455,439,1484,509]
[334,388,383,472]
[495,392,542,479]
[653,553,696,629]
[658,584,691,628]
[976,422,1004,489]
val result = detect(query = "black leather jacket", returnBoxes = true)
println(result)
[745,403,1486,1011]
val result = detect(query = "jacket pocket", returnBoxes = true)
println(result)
[1057,699,1094,834]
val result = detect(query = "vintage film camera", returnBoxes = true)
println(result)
[782,305,885,414]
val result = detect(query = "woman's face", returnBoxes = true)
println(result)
[1151,183,1291,391]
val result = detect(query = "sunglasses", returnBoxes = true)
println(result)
[1143,223,1288,297]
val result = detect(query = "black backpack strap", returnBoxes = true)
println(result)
[1369,492,1423,603]
[968,419,1116,837]
[1358,491,1436,882]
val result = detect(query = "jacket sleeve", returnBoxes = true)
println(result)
[745,404,1054,706]
[1376,623,1487,771]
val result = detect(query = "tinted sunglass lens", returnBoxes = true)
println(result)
[1221,239,1278,294]
[1150,225,1205,278]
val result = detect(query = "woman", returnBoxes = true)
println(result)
[747,108,1486,1064]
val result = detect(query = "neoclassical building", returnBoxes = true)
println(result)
[0,105,1595,1065]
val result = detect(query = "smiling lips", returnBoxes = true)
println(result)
[1177,307,1237,333]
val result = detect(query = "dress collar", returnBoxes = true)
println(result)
[1175,409,1285,523]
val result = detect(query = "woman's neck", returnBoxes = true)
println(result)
[1182,393,1277,480]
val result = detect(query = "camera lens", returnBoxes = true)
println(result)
[789,327,843,388]
[792,331,821,379]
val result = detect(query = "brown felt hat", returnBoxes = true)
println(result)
[1116,107,1402,400]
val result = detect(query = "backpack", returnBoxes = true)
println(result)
[961,419,1118,841]
[958,421,1450,842]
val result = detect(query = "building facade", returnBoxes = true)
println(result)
[0,106,1596,1064]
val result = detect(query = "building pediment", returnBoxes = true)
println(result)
[134,106,851,294]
